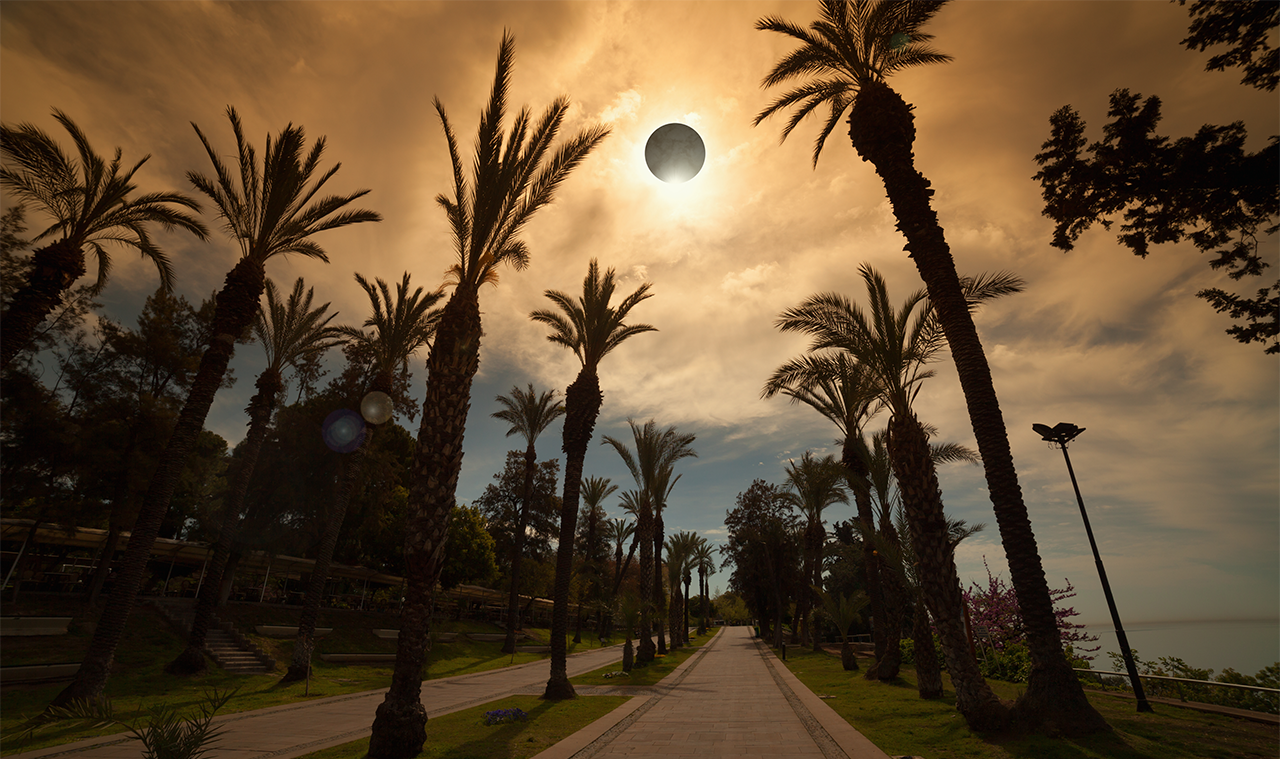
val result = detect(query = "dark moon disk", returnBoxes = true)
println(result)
[645,123,706,183]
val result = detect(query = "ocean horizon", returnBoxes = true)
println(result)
[1078,618,1279,677]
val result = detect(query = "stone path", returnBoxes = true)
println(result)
[11,627,892,759]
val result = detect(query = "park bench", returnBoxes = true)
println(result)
[254,625,332,637]
[318,653,396,663]
[372,629,457,641]
[466,632,532,642]
[0,617,72,636]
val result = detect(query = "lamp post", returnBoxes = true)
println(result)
[1032,422,1153,713]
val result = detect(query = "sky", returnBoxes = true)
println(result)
[2,1,1277,634]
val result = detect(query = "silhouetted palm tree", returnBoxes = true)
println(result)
[762,353,897,677]
[531,259,655,699]
[168,277,343,676]
[0,110,208,368]
[756,0,1107,734]
[607,510,639,598]
[53,108,378,707]
[664,530,699,648]
[815,588,870,670]
[782,452,848,651]
[369,33,608,754]
[603,420,696,666]
[491,383,564,655]
[579,476,618,642]
[282,272,442,683]
[778,263,1019,729]
[692,539,715,634]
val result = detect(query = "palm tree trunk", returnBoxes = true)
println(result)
[282,445,362,682]
[666,582,681,651]
[653,513,666,655]
[683,574,692,644]
[168,369,282,675]
[544,369,601,700]
[635,502,655,665]
[849,79,1107,736]
[842,438,888,680]
[612,532,639,598]
[1,238,84,369]
[369,285,481,757]
[503,444,537,655]
[697,568,707,635]
[83,523,121,607]
[50,257,264,708]
[888,411,1006,731]
[876,538,905,682]
[912,594,944,699]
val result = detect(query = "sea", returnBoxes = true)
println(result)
[1078,618,1279,677]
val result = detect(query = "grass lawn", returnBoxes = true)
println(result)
[0,595,617,756]
[295,694,631,759]
[777,646,1279,759]
[569,627,719,687]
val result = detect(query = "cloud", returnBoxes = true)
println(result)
[599,88,642,124]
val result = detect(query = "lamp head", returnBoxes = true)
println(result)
[1033,422,1086,446]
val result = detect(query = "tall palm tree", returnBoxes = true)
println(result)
[692,539,716,634]
[531,259,655,699]
[0,110,208,369]
[491,383,565,655]
[167,277,343,675]
[603,420,696,666]
[579,476,618,642]
[762,353,896,676]
[756,0,1108,735]
[281,272,442,683]
[778,264,1018,729]
[664,530,700,648]
[782,452,848,651]
[606,514,637,597]
[52,108,378,707]
[369,34,608,754]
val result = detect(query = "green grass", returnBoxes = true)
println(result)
[294,695,630,759]
[569,628,719,687]
[0,596,619,756]
[777,646,1279,759]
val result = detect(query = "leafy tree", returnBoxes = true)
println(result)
[52,107,378,708]
[490,384,564,655]
[439,504,498,590]
[1180,0,1278,92]
[1034,90,1277,352]
[371,33,608,755]
[755,0,1102,734]
[531,259,655,698]
[474,452,562,592]
[0,111,208,368]
[722,480,802,649]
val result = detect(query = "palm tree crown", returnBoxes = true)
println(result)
[603,419,698,511]
[530,259,656,370]
[1,109,208,291]
[754,0,953,166]
[436,32,610,291]
[340,272,443,394]
[255,277,345,382]
[491,383,566,447]
[189,106,380,266]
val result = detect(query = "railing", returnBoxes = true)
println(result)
[1073,668,1280,695]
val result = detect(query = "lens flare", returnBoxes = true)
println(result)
[322,408,366,453]
[645,123,706,184]
[361,391,394,424]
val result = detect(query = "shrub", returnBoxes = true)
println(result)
[979,642,1033,683]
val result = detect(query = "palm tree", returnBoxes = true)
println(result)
[52,108,378,708]
[782,452,848,651]
[369,34,608,754]
[603,420,696,667]
[531,259,655,700]
[281,272,442,683]
[777,263,1020,730]
[816,588,870,670]
[756,0,1108,735]
[692,539,716,634]
[606,514,637,598]
[762,353,896,677]
[579,476,618,643]
[167,277,343,675]
[664,531,701,648]
[0,110,208,369]
[491,383,565,655]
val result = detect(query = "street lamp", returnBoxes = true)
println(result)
[1033,422,1153,713]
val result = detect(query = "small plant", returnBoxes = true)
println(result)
[19,688,236,759]
[601,671,630,679]
[482,707,529,726]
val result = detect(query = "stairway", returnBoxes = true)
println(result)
[148,598,276,675]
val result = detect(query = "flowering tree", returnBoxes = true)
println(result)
[964,558,1099,661]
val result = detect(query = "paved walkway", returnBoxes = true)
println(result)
[12,627,891,759]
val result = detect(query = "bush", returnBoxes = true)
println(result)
[979,642,1033,683]
[899,633,946,670]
